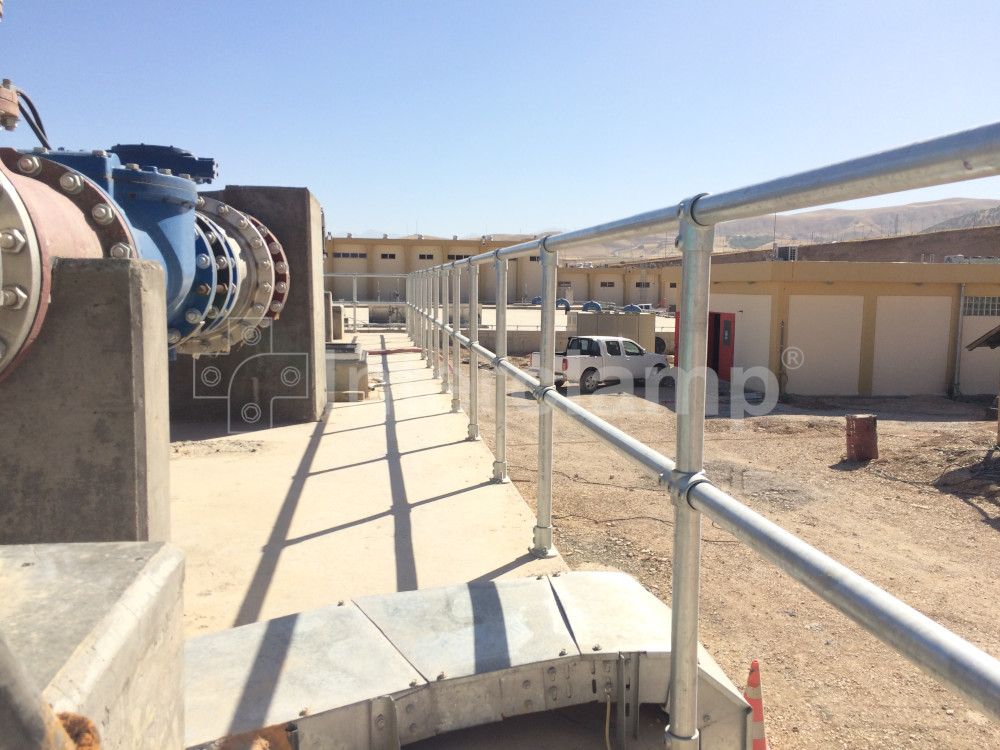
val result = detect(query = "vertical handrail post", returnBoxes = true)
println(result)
[666,195,716,750]
[531,238,559,558]
[451,267,462,411]
[468,264,480,440]
[352,274,359,333]
[493,258,510,482]
[406,275,414,341]
[431,270,440,376]
[416,273,425,358]
[441,266,451,393]
[422,272,430,364]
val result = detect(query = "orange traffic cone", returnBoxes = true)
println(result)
[744,659,770,750]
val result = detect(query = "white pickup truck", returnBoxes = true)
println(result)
[530,335,671,394]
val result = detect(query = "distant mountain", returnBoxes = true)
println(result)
[922,204,1000,232]
[555,198,1000,262]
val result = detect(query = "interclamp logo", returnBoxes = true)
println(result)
[190,320,309,434]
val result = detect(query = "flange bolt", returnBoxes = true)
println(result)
[17,155,41,175]
[0,229,25,253]
[1,286,27,309]
[91,203,115,226]
[167,329,181,344]
[196,254,212,270]
[184,309,201,324]
[109,243,132,259]
[59,173,85,194]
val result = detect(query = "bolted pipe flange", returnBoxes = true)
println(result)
[58,172,85,195]
[109,243,132,259]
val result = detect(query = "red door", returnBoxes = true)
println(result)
[716,312,735,382]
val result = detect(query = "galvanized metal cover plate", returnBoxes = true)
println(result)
[550,571,673,654]
[355,577,576,681]
[184,601,422,747]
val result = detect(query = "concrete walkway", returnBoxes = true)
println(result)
[171,331,566,638]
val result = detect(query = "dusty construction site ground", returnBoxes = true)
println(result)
[451,357,1000,749]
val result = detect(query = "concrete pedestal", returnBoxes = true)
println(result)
[0,258,170,544]
[169,186,326,430]
[0,542,185,749]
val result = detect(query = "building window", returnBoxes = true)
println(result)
[600,281,615,288]
[669,282,677,288]
[635,281,650,288]
[529,255,540,262]
[381,253,396,260]
[418,253,434,260]
[447,254,470,260]
[964,296,1000,316]
[332,252,344,258]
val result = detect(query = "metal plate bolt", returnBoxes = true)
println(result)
[91,203,115,226]
[58,173,84,194]
[16,155,40,175]
[1,286,27,309]
[0,228,25,253]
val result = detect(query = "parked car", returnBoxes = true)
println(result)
[530,335,670,394]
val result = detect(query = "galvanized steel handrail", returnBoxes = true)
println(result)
[406,121,1000,740]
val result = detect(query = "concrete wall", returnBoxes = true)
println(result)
[477,329,570,357]
[786,295,864,395]
[959,315,1000,395]
[873,296,952,395]
[170,186,326,428]
[0,259,170,544]
[708,293,772,372]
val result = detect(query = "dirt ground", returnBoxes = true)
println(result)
[470,358,1000,749]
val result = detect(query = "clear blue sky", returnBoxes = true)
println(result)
[3,1,999,238]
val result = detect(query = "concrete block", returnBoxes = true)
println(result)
[169,186,326,429]
[324,291,334,343]
[331,304,345,340]
[0,542,185,749]
[0,258,170,544]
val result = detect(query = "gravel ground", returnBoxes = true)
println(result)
[462,357,1000,749]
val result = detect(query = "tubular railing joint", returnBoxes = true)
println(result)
[532,383,558,405]
[678,192,712,230]
[668,469,710,510]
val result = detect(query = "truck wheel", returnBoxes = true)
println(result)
[580,369,600,394]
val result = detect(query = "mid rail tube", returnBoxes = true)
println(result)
[690,480,1000,723]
